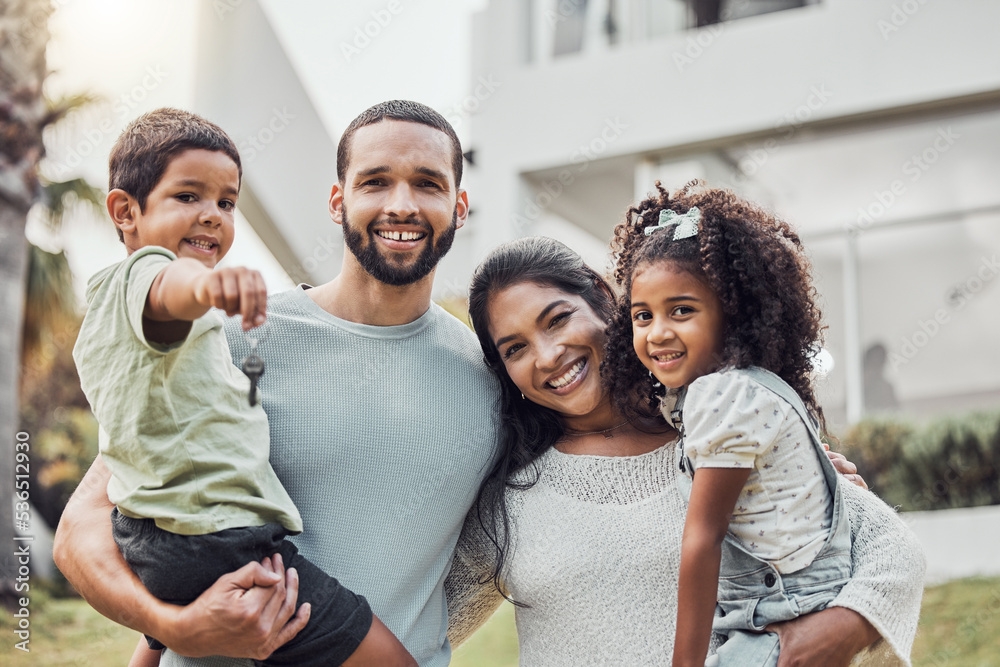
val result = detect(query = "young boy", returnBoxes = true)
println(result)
[72,108,414,666]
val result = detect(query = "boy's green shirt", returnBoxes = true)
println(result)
[73,246,303,535]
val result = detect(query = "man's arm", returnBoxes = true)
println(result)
[53,455,309,659]
[767,607,880,667]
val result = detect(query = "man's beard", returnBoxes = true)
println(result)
[341,204,458,286]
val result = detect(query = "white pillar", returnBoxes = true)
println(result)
[532,0,555,64]
[843,233,864,424]
[634,159,657,203]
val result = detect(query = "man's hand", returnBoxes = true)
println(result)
[767,606,880,667]
[193,266,267,331]
[824,445,869,490]
[164,554,309,659]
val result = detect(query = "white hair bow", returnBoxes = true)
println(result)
[643,206,701,239]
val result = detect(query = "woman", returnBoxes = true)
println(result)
[445,236,924,666]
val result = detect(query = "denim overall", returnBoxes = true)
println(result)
[671,368,853,667]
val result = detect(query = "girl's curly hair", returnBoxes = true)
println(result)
[603,180,829,431]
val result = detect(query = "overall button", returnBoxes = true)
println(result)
[764,572,777,587]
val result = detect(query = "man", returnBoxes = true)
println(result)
[54,100,501,666]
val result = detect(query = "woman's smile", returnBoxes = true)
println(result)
[545,357,588,393]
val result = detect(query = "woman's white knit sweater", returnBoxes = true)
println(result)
[446,440,925,666]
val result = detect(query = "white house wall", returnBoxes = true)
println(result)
[469,0,1000,249]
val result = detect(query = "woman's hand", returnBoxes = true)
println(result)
[823,445,868,490]
[766,606,880,667]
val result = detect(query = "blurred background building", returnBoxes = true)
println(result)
[462,0,1000,429]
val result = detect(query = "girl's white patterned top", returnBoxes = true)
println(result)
[678,369,833,574]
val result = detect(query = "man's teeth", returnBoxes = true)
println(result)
[377,230,425,241]
[186,239,215,250]
[654,352,684,361]
[549,359,585,388]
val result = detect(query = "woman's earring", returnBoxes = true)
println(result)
[521,392,526,400]
[649,371,662,388]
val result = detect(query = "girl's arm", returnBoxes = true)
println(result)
[673,467,751,667]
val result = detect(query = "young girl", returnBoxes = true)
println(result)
[604,181,853,667]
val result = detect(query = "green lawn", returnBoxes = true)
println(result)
[911,576,1000,667]
[1,591,140,664]
[3,577,998,665]
[450,603,518,667]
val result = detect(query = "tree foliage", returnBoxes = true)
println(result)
[840,411,1000,511]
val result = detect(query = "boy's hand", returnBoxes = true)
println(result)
[146,260,268,337]
[193,266,268,330]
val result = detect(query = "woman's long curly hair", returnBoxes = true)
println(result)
[468,237,617,602]
[604,180,828,430]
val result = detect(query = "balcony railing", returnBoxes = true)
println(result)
[526,0,820,63]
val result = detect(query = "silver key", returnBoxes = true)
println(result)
[241,353,265,407]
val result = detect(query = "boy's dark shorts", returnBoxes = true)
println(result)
[112,508,373,666]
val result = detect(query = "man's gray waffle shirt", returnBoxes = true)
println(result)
[162,286,500,667]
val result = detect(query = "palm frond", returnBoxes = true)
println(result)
[38,177,105,231]
[42,93,101,129]
[21,243,78,358]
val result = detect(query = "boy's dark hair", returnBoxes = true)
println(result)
[467,236,618,602]
[604,180,829,431]
[336,100,463,187]
[109,108,242,242]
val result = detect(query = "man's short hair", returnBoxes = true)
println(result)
[109,108,242,241]
[336,100,463,187]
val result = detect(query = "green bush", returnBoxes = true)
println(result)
[839,410,1000,512]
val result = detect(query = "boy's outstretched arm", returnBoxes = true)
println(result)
[144,258,266,343]
[53,455,309,659]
